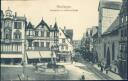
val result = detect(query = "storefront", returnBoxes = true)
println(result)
[0,54,22,64]
[26,51,52,64]
[57,52,71,62]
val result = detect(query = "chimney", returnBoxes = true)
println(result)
[15,12,17,17]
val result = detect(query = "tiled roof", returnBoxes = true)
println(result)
[62,29,73,40]
[103,16,119,35]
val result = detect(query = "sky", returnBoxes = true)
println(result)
[1,0,122,40]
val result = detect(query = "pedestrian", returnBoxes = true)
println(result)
[106,68,108,74]
[81,72,85,80]
[101,65,103,72]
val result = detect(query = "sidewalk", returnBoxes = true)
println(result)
[78,57,123,80]
[93,64,123,80]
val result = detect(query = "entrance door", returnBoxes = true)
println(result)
[107,47,110,66]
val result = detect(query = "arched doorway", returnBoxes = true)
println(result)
[107,47,110,66]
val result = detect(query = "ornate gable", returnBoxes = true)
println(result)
[36,18,50,31]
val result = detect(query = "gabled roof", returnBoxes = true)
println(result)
[60,28,73,45]
[26,22,34,29]
[102,16,119,35]
[62,29,73,40]
[35,18,50,30]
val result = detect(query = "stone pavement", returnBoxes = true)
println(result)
[57,62,101,80]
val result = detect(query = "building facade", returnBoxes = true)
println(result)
[0,8,27,64]
[25,18,59,64]
[118,0,128,79]
[58,27,73,62]
[97,0,122,62]
[101,17,120,74]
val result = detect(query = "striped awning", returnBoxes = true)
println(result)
[39,51,52,58]
[27,51,41,59]
[1,54,22,58]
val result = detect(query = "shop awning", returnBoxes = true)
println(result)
[39,51,52,58]
[1,54,22,58]
[27,51,41,59]
[57,52,70,55]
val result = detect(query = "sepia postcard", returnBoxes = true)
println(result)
[0,0,128,80]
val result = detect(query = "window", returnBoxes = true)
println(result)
[28,30,33,36]
[121,30,123,37]
[35,31,39,36]
[104,43,106,58]
[125,29,127,37]
[112,43,115,60]
[5,20,11,27]
[41,31,44,37]
[34,42,39,47]
[5,34,11,39]
[14,34,21,39]
[28,41,32,47]
[41,42,44,47]
[126,16,128,21]
[62,39,65,43]
[66,46,68,50]
[14,31,21,39]
[46,42,50,48]
[46,32,50,37]
[14,22,21,29]
[61,45,64,50]
[4,29,11,39]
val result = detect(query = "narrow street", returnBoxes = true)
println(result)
[57,54,114,80]
[77,56,114,80]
